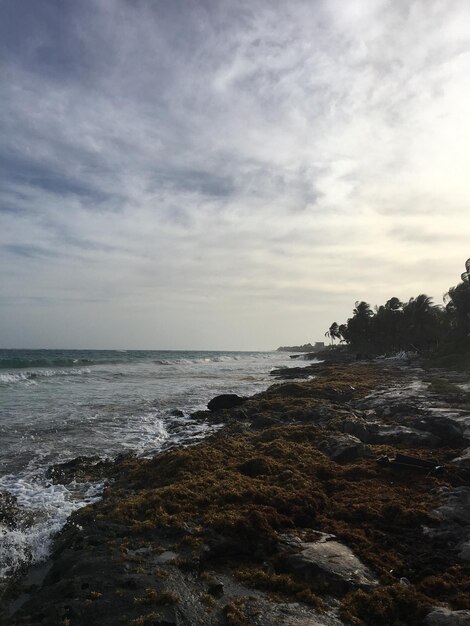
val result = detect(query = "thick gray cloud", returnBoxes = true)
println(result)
[1,0,470,349]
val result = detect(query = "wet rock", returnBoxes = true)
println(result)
[0,491,22,529]
[46,455,115,484]
[317,434,371,463]
[458,540,470,562]
[342,421,440,447]
[207,394,246,411]
[170,409,184,417]
[227,597,345,626]
[207,577,224,598]
[283,538,378,592]
[436,487,470,525]
[368,425,440,447]
[376,401,422,418]
[452,448,470,469]
[410,415,464,444]
[424,607,470,625]
[342,418,375,443]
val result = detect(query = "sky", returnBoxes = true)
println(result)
[1,0,470,350]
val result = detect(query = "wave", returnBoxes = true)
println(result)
[0,369,91,385]
[0,357,95,370]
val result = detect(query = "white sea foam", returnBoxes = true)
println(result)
[0,472,102,578]
[0,368,91,385]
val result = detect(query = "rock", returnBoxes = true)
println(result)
[436,487,470,525]
[376,402,422,418]
[458,540,470,562]
[424,607,470,625]
[317,434,371,463]
[227,597,345,626]
[207,578,224,597]
[207,394,246,411]
[369,425,440,447]
[46,455,115,484]
[342,421,440,447]
[284,539,378,592]
[342,418,374,443]
[452,448,470,469]
[170,409,184,417]
[410,415,464,444]
[0,491,21,528]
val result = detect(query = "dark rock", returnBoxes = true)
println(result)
[0,491,21,529]
[342,420,440,447]
[207,578,224,598]
[452,448,470,469]
[228,597,345,625]
[373,425,440,447]
[410,415,464,444]
[170,409,184,417]
[46,455,114,484]
[207,394,246,411]
[376,402,422,418]
[317,434,371,463]
[424,608,470,625]
[436,487,470,525]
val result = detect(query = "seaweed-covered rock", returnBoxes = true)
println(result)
[317,434,371,463]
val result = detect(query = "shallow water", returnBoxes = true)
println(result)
[0,349,297,578]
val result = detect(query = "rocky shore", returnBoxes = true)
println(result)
[2,357,470,626]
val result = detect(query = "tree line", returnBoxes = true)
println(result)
[326,259,470,356]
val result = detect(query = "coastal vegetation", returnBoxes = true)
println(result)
[326,259,470,366]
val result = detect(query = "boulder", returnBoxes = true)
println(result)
[342,418,375,443]
[452,448,470,469]
[368,425,440,447]
[342,421,440,447]
[284,538,378,592]
[410,415,464,444]
[424,608,470,625]
[207,394,246,411]
[436,487,470,525]
[317,434,371,463]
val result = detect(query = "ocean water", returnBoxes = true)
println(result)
[0,348,297,579]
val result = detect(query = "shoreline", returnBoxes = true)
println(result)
[3,357,470,625]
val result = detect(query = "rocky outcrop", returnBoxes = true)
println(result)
[317,434,371,463]
[207,393,246,411]
[424,608,470,625]
[281,535,378,593]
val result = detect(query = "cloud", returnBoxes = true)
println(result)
[1,0,470,348]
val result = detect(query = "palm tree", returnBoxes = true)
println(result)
[325,322,340,345]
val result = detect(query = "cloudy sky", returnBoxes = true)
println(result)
[1,0,470,350]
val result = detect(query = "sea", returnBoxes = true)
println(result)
[0,348,298,581]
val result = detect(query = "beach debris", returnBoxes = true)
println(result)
[376,453,443,473]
